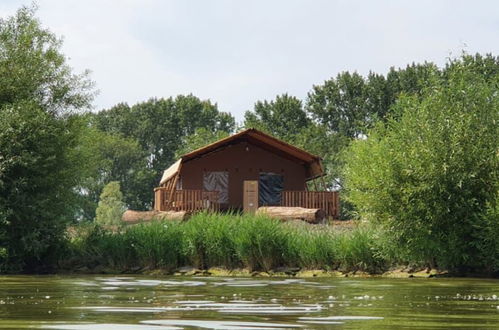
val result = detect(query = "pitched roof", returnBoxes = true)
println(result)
[160,128,324,184]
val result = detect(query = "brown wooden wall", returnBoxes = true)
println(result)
[179,141,307,209]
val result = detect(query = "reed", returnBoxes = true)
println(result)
[61,213,396,273]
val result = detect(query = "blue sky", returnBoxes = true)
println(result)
[1,0,498,120]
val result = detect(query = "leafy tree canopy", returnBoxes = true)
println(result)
[0,5,93,113]
[0,5,93,272]
[244,94,310,142]
[174,127,231,159]
[344,58,499,271]
[75,118,151,219]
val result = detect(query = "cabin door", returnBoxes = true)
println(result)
[243,180,258,213]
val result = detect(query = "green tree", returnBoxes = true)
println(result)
[76,121,151,220]
[244,94,310,142]
[95,182,126,226]
[0,103,82,272]
[293,125,350,190]
[175,127,231,159]
[306,72,368,139]
[0,6,92,272]
[443,53,499,83]
[93,95,235,209]
[0,6,93,111]
[306,64,439,139]
[384,62,439,109]
[344,59,499,272]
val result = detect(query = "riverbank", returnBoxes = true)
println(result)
[58,264,451,279]
[55,213,497,278]
[59,212,395,275]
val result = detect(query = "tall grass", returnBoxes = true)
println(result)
[60,213,396,274]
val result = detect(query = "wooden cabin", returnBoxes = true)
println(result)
[154,129,339,218]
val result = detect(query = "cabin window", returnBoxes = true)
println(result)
[203,171,229,204]
[259,172,283,206]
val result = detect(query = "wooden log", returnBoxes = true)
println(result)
[122,210,190,224]
[256,206,326,224]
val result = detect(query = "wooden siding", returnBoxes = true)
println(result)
[180,142,307,209]
[180,128,323,180]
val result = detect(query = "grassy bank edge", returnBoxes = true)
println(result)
[55,265,451,279]
[57,212,479,278]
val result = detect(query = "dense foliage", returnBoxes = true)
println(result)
[344,61,499,272]
[95,182,126,226]
[0,6,92,272]
[76,122,150,220]
[244,94,311,142]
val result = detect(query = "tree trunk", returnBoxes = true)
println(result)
[256,206,326,224]
[122,210,190,224]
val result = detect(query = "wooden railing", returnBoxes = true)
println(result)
[154,188,220,212]
[281,191,339,218]
[154,187,339,218]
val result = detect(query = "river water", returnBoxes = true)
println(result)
[0,275,498,329]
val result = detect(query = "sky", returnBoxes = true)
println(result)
[1,0,498,121]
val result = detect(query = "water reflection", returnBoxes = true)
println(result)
[0,275,498,329]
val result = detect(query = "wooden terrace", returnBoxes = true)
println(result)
[154,187,339,218]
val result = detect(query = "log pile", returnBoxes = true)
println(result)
[122,210,190,224]
[256,206,326,224]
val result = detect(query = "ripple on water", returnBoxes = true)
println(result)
[73,297,326,316]
[299,315,384,324]
[214,303,322,315]
[99,279,206,287]
[174,300,215,304]
[212,278,313,288]
[213,280,268,287]
[4,275,499,329]
[141,319,302,329]
[42,323,180,329]
[68,281,99,287]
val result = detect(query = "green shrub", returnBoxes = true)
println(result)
[0,6,92,273]
[470,199,499,273]
[95,181,126,226]
[344,58,499,272]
